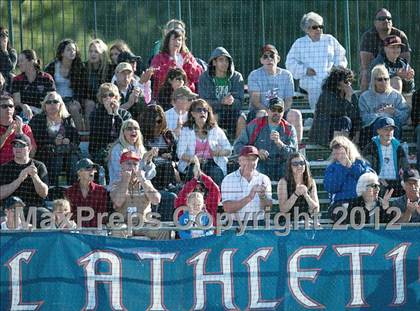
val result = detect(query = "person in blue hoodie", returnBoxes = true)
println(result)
[198,47,244,139]
[362,117,408,197]
[324,135,372,209]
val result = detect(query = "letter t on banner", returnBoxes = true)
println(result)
[136,252,178,311]
[333,244,377,308]
[78,250,126,311]
[187,249,238,310]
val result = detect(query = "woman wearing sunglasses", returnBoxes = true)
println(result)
[330,172,396,224]
[89,83,131,166]
[359,64,409,144]
[286,11,347,109]
[177,99,231,185]
[29,91,80,186]
[277,152,319,220]
[157,68,188,111]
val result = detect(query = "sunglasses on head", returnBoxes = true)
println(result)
[125,126,139,131]
[376,16,392,21]
[291,160,305,167]
[0,103,14,109]
[46,99,60,105]
[262,53,275,60]
[102,92,116,98]
[270,107,284,113]
[375,77,390,82]
[311,25,324,30]
[194,107,208,113]
[12,142,27,148]
[367,183,380,190]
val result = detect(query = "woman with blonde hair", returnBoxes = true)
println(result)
[29,91,80,186]
[89,83,131,166]
[107,118,156,187]
[324,135,371,207]
[359,64,409,144]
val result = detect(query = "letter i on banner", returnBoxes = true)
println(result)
[187,249,238,310]
[333,244,377,308]
[78,250,126,311]
[136,252,177,311]
[5,250,43,310]
[287,246,326,308]
[243,247,281,309]
[385,243,410,306]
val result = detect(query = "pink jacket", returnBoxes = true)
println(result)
[151,51,203,98]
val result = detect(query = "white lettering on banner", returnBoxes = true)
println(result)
[187,249,238,310]
[5,250,43,310]
[288,246,326,308]
[385,243,410,306]
[243,247,281,309]
[136,252,178,311]
[78,250,126,311]
[333,244,377,308]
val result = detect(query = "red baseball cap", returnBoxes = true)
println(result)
[240,145,259,157]
[383,35,405,47]
[260,44,278,57]
[120,151,141,164]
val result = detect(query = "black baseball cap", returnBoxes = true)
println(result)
[117,51,142,64]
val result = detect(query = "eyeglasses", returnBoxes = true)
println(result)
[262,54,275,60]
[45,99,60,105]
[376,16,392,21]
[102,92,116,98]
[156,119,163,124]
[12,142,27,148]
[0,103,14,109]
[311,25,324,30]
[367,183,381,190]
[291,160,306,167]
[270,107,284,113]
[174,77,184,81]
[375,77,390,82]
[125,126,139,131]
[194,107,208,113]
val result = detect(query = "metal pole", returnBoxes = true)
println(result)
[8,0,14,47]
[178,0,182,20]
[18,0,23,52]
[93,0,97,38]
[188,0,193,51]
[261,0,265,45]
[344,0,351,69]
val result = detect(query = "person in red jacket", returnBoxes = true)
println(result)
[174,155,220,222]
[151,28,203,98]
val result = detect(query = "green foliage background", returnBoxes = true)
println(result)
[0,0,418,86]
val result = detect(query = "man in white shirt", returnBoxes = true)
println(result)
[221,145,272,222]
[164,86,197,138]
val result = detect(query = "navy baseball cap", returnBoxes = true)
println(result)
[375,117,396,132]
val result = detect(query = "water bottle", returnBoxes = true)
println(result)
[98,166,106,186]
[401,142,409,158]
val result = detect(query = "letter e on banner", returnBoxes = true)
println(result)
[288,246,326,308]
[78,250,126,310]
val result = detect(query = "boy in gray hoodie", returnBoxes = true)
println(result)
[198,47,244,139]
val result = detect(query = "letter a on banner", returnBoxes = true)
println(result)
[187,249,238,310]
[78,250,126,311]
[288,246,326,308]
[136,252,177,311]
[5,250,43,310]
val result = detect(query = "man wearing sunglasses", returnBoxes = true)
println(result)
[0,134,48,212]
[234,97,297,180]
[360,8,411,91]
[0,95,36,165]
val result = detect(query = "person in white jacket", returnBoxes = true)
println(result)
[286,11,348,109]
[177,99,231,185]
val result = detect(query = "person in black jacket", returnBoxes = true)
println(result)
[29,92,79,186]
[309,66,360,146]
[362,117,408,197]
[412,89,420,171]
[89,83,131,166]
[44,39,85,131]
[0,27,16,92]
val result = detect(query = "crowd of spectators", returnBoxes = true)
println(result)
[1,8,419,239]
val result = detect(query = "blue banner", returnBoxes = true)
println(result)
[1,228,419,310]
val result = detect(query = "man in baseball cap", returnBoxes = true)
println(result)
[394,168,420,223]
[1,196,25,230]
